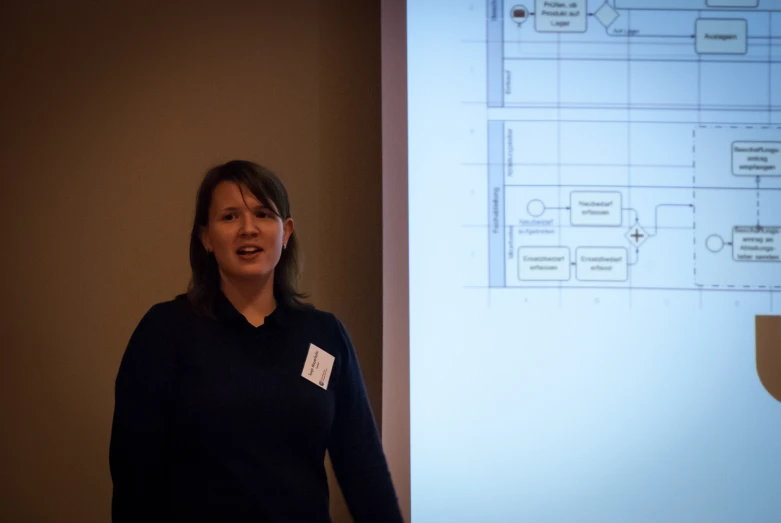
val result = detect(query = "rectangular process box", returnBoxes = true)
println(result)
[732,226,780,262]
[617,0,779,8]
[575,247,628,281]
[518,247,571,281]
[696,19,747,54]
[570,191,622,226]
[535,0,587,33]
[707,0,758,6]
[732,141,781,176]
[613,0,760,6]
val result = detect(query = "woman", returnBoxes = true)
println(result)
[109,160,403,522]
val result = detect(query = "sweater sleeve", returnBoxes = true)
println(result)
[328,317,404,523]
[109,305,175,522]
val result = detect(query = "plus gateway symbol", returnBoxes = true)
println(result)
[625,224,649,247]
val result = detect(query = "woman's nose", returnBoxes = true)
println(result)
[238,212,260,235]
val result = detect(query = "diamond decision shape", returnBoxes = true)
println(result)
[595,3,619,28]
[625,224,649,248]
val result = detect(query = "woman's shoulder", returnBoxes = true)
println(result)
[284,303,341,329]
[133,294,200,330]
[284,304,357,342]
[143,293,194,316]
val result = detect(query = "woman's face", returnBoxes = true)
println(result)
[200,181,293,284]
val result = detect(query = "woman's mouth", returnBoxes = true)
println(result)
[236,246,263,259]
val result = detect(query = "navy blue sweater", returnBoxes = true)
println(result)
[109,292,402,522]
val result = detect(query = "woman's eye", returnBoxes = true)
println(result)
[222,214,235,221]
[256,211,269,218]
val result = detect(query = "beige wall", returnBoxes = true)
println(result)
[0,2,382,521]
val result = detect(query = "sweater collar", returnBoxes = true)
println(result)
[214,291,287,328]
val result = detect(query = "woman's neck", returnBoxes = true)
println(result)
[220,273,276,327]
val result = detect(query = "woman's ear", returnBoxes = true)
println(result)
[283,218,294,246]
[200,226,212,253]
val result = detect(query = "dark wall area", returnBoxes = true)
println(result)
[0,2,383,521]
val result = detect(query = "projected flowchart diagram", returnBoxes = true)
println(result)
[486,0,781,291]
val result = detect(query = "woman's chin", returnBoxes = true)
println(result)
[223,266,273,282]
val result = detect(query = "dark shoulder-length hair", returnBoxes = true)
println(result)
[186,160,311,317]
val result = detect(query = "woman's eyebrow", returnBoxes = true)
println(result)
[220,204,270,212]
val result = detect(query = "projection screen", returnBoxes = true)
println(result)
[383,1,781,521]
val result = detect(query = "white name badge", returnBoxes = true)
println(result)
[301,343,334,390]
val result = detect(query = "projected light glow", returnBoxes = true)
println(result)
[407,1,781,521]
